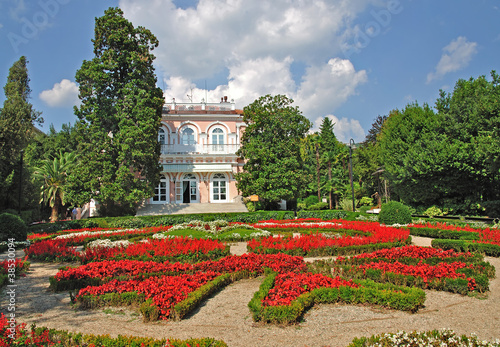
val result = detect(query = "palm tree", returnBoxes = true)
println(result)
[34,151,77,222]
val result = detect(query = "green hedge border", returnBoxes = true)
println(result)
[29,210,352,235]
[29,326,227,347]
[248,272,425,325]
[248,239,412,257]
[75,271,255,322]
[431,239,500,257]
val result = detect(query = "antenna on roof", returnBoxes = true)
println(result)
[187,86,194,102]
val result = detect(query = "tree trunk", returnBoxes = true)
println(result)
[328,161,333,210]
[50,195,61,222]
[316,143,321,202]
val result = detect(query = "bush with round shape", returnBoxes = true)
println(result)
[378,201,412,225]
[0,212,28,242]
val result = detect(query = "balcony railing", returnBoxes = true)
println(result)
[160,144,240,155]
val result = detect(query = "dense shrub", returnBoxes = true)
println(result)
[303,195,319,207]
[423,206,444,218]
[378,201,412,225]
[306,202,329,210]
[0,212,28,241]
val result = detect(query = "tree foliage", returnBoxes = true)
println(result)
[67,7,164,216]
[0,56,43,212]
[34,151,78,222]
[373,71,500,215]
[318,117,346,209]
[235,94,312,206]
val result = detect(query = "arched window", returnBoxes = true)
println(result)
[212,128,224,145]
[158,128,166,145]
[181,127,196,145]
[211,127,224,152]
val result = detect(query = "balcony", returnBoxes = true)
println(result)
[160,144,240,155]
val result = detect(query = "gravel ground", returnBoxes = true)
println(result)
[1,237,499,347]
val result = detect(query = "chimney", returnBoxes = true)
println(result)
[224,96,228,102]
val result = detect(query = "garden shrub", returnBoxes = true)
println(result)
[303,195,319,207]
[0,212,28,241]
[424,205,444,218]
[348,329,500,347]
[432,239,500,257]
[306,202,328,210]
[28,325,228,346]
[358,196,373,207]
[378,201,412,225]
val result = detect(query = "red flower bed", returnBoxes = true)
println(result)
[80,237,228,263]
[193,253,306,274]
[262,272,359,306]
[336,245,473,262]
[0,313,57,346]
[357,260,472,283]
[475,228,500,246]
[253,219,399,232]
[248,225,409,254]
[77,271,221,318]
[24,238,80,261]
[55,253,306,282]
[54,260,193,281]
[409,222,500,246]
[0,257,29,276]
[28,226,171,243]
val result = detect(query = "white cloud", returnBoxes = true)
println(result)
[295,58,367,119]
[119,0,369,80]
[121,0,373,139]
[427,36,478,83]
[312,115,365,144]
[39,79,79,108]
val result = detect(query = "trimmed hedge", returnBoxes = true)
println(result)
[378,201,412,225]
[248,272,425,324]
[348,329,500,347]
[28,210,351,235]
[75,271,255,322]
[30,326,228,346]
[408,226,479,240]
[248,239,412,257]
[172,271,251,321]
[432,239,500,257]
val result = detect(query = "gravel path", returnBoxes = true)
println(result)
[1,237,499,346]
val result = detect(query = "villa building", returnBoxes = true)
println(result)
[145,97,246,205]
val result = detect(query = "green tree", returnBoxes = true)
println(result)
[67,7,164,216]
[235,94,312,208]
[379,103,453,208]
[356,114,389,205]
[34,151,77,222]
[319,117,345,209]
[436,71,500,214]
[0,56,43,212]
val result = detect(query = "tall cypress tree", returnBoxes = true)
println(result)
[66,7,164,216]
[0,56,43,211]
[319,117,344,209]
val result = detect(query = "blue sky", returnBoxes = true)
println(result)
[0,0,499,143]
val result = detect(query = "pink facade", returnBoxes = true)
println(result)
[146,98,246,205]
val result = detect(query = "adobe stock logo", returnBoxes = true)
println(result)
[7,0,71,53]
[342,0,404,59]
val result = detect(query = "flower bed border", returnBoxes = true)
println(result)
[248,272,425,324]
